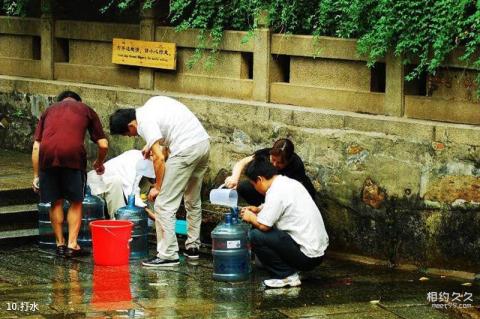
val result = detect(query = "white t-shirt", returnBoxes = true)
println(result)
[87,150,155,207]
[136,96,210,156]
[257,175,329,258]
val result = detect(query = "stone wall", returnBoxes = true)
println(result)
[1,76,479,272]
[1,16,479,125]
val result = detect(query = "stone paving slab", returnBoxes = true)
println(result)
[385,305,451,319]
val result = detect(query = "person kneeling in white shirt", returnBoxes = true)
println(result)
[87,150,156,218]
[240,156,329,288]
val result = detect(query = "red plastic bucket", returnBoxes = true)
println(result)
[90,220,133,266]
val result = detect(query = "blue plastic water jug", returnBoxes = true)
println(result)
[78,185,105,248]
[211,213,251,282]
[37,202,68,249]
[38,186,104,249]
[115,194,148,259]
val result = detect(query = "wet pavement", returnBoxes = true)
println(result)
[0,243,478,318]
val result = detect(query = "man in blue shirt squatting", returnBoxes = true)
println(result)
[240,156,329,288]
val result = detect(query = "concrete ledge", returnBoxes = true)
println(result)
[435,123,480,146]
[155,73,253,100]
[0,17,41,36]
[0,204,37,215]
[0,58,41,78]
[328,251,477,281]
[0,228,38,239]
[344,115,435,143]
[425,268,476,281]
[270,82,384,114]
[156,27,254,52]
[55,20,139,42]
[271,34,374,61]
[406,95,480,125]
[54,63,139,89]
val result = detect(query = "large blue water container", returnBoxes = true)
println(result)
[38,202,68,249]
[211,213,251,282]
[78,185,105,248]
[38,186,104,249]
[115,194,148,259]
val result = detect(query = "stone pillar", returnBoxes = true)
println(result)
[252,11,271,102]
[139,4,155,90]
[40,0,54,80]
[384,53,405,117]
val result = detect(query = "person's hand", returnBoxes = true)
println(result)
[240,208,255,224]
[142,145,150,159]
[93,160,105,175]
[148,187,160,202]
[32,176,40,193]
[224,176,238,189]
[242,206,260,214]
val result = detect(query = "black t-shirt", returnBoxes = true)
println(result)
[254,148,316,199]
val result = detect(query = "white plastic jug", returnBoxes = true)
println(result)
[209,184,238,207]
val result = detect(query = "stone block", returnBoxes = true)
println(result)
[154,73,253,100]
[116,90,155,107]
[384,53,404,117]
[405,95,480,125]
[155,27,253,52]
[268,107,294,125]
[344,115,434,143]
[252,28,270,102]
[0,17,41,36]
[271,34,368,61]
[292,109,345,129]
[428,67,479,103]
[54,63,139,88]
[271,83,384,114]
[176,48,246,79]
[69,40,114,66]
[13,79,63,97]
[0,77,15,93]
[0,35,36,59]
[55,20,139,42]
[434,124,480,146]
[0,58,42,78]
[290,57,371,91]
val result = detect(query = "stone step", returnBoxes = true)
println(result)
[0,204,37,215]
[0,228,38,240]
[0,189,38,206]
[0,202,38,240]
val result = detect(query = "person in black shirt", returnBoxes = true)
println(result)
[224,138,316,206]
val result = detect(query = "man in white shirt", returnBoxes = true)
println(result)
[87,150,156,217]
[240,156,329,288]
[109,96,210,266]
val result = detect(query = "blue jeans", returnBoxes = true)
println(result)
[250,228,324,278]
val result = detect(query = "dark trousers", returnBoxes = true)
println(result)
[237,180,265,206]
[250,228,324,279]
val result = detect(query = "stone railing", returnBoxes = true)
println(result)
[0,14,479,124]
